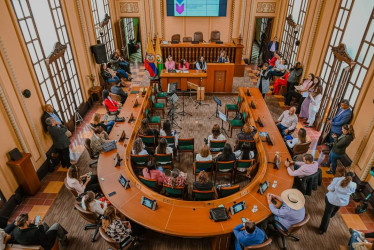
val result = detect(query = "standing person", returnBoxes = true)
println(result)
[41,104,64,132]
[233,219,265,250]
[306,85,323,127]
[218,50,230,63]
[195,56,207,70]
[323,124,355,175]
[178,59,189,70]
[45,117,71,169]
[319,173,356,234]
[287,62,303,92]
[276,107,298,137]
[164,55,175,71]
[284,73,314,107]
[267,36,279,59]
[110,81,128,104]
[327,99,352,143]
[257,63,271,98]
[299,77,321,121]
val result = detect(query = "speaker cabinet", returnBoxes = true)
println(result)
[91,44,107,64]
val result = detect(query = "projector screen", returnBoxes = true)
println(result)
[166,0,228,17]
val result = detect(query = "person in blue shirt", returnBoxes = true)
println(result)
[233,219,265,250]
[327,99,352,143]
[41,104,64,132]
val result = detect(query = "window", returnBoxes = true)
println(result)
[12,0,83,124]
[90,0,115,59]
[280,0,309,66]
[125,18,135,43]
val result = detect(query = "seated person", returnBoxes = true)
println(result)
[160,120,178,147]
[90,127,112,155]
[263,189,305,231]
[285,154,318,177]
[132,138,148,155]
[110,81,128,104]
[269,58,288,77]
[155,138,173,161]
[164,55,175,71]
[286,128,307,149]
[213,143,236,165]
[276,107,298,137]
[235,123,257,146]
[66,165,101,195]
[142,162,165,185]
[208,124,226,148]
[193,171,213,191]
[91,113,115,134]
[163,168,187,188]
[138,118,159,148]
[103,89,121,114]
[102,207,133,248]
[178,58,189,70]
[218,50,230,63]
[41,104,64,132]
[268,51,280,68]
[101,63,120,85]
[196,144,212,162]
[195,56,207,70]
[272,69,290,95]
[233,218,265,250]
[107,62,132,81]
[348,229,374,250]
[111,49,131,74]
[284,73,314,107]
[12,213,68,249]
[234,143,255,161]
[81,191,107,216]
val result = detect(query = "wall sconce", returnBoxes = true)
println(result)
[22,89,31,98]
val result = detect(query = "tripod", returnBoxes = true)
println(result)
[74,108,84,133]
[168,99,181,129]
[209,96,222,119]
[177,91,191,118]
[195,77,208,109]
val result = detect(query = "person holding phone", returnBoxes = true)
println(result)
[233,218,265,249]
[66,165,102,195]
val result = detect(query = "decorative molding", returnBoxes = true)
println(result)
[229,0,236,42]
[46,42,67,64]
[361,151,374,182]
[160,0,165,40]
[256,2,276,13]
[331,43,355,65]
[120,2,139,13]
[286,14,297,28]
[140,0,147,60]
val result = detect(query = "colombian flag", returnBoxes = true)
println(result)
[145,36,158,77]
[155,36,164,74]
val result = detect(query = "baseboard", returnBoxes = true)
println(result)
[0,187,24,218]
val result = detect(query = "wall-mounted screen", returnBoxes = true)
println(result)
[166,0,228,17]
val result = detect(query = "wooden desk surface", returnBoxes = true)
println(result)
[161,42,243,48]
[159,69,207,78]
[97,86,293,237]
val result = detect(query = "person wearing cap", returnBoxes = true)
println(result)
[319,173,356,234]
[285,154,318,177]
[264,189,306,230]
[233,218,265,250]
[327,99,352,143]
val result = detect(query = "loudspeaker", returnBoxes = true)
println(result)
[8,148,22,161]
[91,44,107,64]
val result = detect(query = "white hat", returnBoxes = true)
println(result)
[281,189,305,210]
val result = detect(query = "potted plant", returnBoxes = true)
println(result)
[87,74,96,88]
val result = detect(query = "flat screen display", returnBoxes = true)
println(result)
[166,0,228,17]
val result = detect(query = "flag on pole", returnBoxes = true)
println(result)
[145,36,158,77]
[155,36,164,74]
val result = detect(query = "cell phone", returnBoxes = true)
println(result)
[241,217,246,223]
[35,215,41,224]
[87,172,92,178]
[271,198,277,205]
[108,191,116,197]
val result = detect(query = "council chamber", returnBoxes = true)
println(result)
[0,0,373,250]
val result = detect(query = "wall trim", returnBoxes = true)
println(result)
[229,0,236,41]
[160,0,165,40]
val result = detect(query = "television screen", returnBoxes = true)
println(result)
[166,0,228,17]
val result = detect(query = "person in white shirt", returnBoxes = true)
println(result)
[81,191,107,217]
[195,56,207,70]
[306,85,323,127]
[155,138,173,164]
[286,128,307,149]
[285,154,318,177]
[159,120,178,147]
[208,124,226,149]
[269,58,288,77]
[276,107,298,137]
[132,138,148,155]
[196,144,213,162]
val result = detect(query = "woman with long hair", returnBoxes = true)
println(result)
[178,58,189,70]
[319,172,356,234]
[196,144,212,162]
[91,113,115,134]
[102,207,133,246]
[208,124,226,148]
[299,76,321,120]
[138,118,159,148]
[286,128,307,149]
[164,55,175,71]
[195,56,207,70]
[193,171,213,191]
[257,63,271,98]
[218,50,230,63]
[66,165,101,195]
[324,124,355,175]
[132,138,148,155]
[234,143,255,161]
[306,85,323,127]
[103,89,121,114]
[214,143,236,162]
[142,161,165,185]
[81,191,107,216]
[160,120,178,147]
[285,73,314,107]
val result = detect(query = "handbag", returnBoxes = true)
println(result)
[209,207,230,222]
[115,117,125,122]
[102,140,117,152]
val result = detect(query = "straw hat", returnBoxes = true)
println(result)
[280,189,305,210]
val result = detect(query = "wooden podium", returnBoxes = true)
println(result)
[7,153,41,195]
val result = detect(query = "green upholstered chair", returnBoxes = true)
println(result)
[225,96,241,118]
[236,139,255,151]
[130,154,150,169]
[139,176,159,191]
[219,184,240,198]
[145,108,161,130]
[159,135,175,148]
[192,189,216,201]
[214,160,235,185]
[209,140,226,154]
[193,160,214,181]
[234,159,255,183]
[139,135,156,150]
[150,95,165,118]
[177,138,194,162]
[155,153,173,169]
[154,82,168,106]
[163,184,186,199]
[228,111,247,138]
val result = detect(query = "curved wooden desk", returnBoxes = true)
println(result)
[97,86,293,248]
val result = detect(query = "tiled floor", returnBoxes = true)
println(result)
[8,63,374,236]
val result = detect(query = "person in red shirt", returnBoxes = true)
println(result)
[272,70,290,95]
[268,51,281,68]
[103,89,121,114]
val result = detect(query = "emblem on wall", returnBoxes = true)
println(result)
[120,2,139,13]
[256,2,276,13]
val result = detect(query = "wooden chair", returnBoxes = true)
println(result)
[155,153,173,169]
[229,111,247,138]
[292,141,312,157]
[194,32,204,42]
[214,161,235,185]
[236,139,256,151]
[150,95,165,118]
[244,238,272,249]
[64,177,78,198]
[209,140,226,154]
[109,92,122,103]
[171,34,180,42]
[153,82,168,106]
[192,189,215,201]
[74,203,101,242]
[234,159,255,183]
[183,37,192,42]
[210,30,220,42]
[99,227,135,250]
[139,135,157,151]
[225,96,241,118]
[163,184,186,199]
[193,160,214,181]
[84,138,98,168]
[130,154,150,169]
[139,176,160,191]
[274,213,310,249]
[145,107,161,130]
[177,138,194,162]
[218,184,240,198]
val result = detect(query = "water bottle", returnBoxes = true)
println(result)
[274,151,281,169]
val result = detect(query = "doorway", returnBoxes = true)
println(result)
[250,18,273,64]
[120,17,143,63]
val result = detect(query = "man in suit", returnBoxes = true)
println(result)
[327,99,352,143]
[267,36,279,59]
[110,82,128,104]
[41,104,64,132]
[45,117,71,168]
